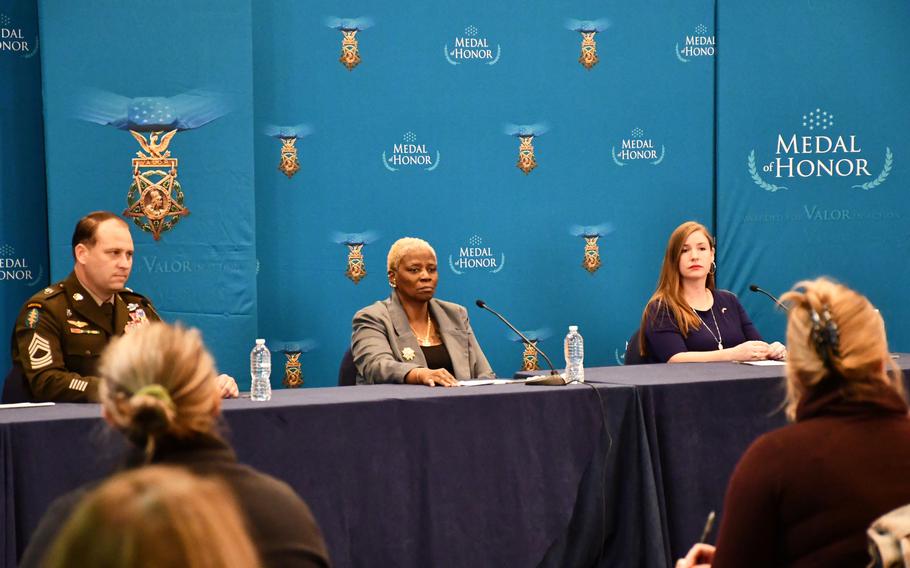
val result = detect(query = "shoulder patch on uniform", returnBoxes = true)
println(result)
[28,334,53,370]
[25,308,41,329]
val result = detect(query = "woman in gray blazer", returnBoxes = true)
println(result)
[351,237,494,386]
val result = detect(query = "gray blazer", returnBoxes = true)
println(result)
[351,293,494,384]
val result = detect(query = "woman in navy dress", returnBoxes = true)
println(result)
[638,221,785,363]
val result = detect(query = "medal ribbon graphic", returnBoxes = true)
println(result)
[566,18,610,70]
[326,17,374,71]
[570,223,613,274]
[504,123,549,175]
[264,123,313,179]
[332,231,378,284]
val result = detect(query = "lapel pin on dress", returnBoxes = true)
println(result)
[401,347,416,361]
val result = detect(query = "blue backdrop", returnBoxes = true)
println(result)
[0,0,47,375]
[716,0,910,352]
[1,1,907,391]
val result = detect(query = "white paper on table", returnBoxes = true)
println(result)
[0,402,56,410]
[739,360,786,366]
[457,379,527,386]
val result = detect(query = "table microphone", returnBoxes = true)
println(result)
[749,284,789,311]
[474,300,568,385]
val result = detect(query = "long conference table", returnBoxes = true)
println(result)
[3,358,908,568]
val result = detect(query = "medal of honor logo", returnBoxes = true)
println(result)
[448,235,505,275]
[504,123,549,175]
[332,231,378,284]
[264,124,313,179]
[75,89,230,240]
[570,223,613,274]
[0,244,43,284]
[326,17,373,71]
[444,25,501,66]
[565,18,609,70]
[612,128,665,166]
[747,108,892,193]
[0,12,38,58]
[676,24,715,63]
[382,132,441,172]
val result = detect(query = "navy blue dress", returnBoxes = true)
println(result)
[643,290,763,363]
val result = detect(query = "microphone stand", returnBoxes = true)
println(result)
[474,300,568,385]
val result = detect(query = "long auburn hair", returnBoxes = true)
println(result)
[639,221,716,357]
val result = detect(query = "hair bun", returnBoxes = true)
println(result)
[126,384,176,443]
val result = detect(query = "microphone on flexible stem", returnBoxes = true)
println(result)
[749,284,789,311]
[474,299,568,385]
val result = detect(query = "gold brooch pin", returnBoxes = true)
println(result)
[401,347,416,361]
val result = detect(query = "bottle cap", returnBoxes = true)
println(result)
[568,325,578,332]
[255,338,265,345]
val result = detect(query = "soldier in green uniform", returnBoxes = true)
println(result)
[9,211,239,402]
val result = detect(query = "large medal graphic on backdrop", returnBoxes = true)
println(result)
[747,108,893,193]
[76,89,230,239]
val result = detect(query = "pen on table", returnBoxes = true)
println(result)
[699,510,716,543]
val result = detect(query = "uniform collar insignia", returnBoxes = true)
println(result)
[72,293,83,301]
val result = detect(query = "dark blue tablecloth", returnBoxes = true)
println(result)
[0,382,666,568]
[548,357,910,563]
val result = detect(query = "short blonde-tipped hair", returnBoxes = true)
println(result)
[98,323,221,460]
[781,277,904,421]
[44,465,261,568]
[387,237,436,272]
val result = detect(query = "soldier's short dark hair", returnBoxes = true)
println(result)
[71,212,128,259]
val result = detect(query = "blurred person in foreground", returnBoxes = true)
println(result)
[639,221,785,363]
[44,465,261,568]
[676,277,910,568]
[352,237,493,386]
[20,322,329,568]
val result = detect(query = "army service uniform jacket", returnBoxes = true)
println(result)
[10,272,160,402]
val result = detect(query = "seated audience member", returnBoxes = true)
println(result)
[676,277,910,568]
[20,323,329,568]
[638,221,785,362]
[352,237,493,386]
[43,465,260,568]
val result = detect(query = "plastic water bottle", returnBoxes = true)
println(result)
[250,339,272,402]
[564,325,585,383]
